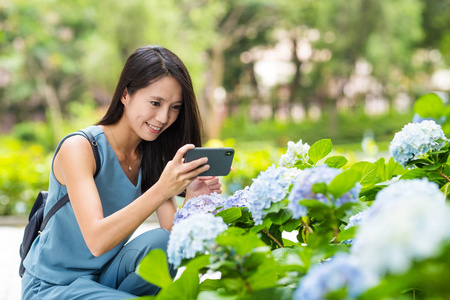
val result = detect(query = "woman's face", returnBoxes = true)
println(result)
[122,76,183,141]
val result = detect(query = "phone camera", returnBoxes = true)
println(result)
[225,151,233,156]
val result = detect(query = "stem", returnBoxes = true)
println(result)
[244,280,253,294]
[262,229,283,248]
[301,220,313,234]
[333,227,339,244]
[439,172,450,183]
[244,280,253,293]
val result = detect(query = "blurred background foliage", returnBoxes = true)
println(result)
[0,0,449,215]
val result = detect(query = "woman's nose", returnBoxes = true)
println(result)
[155,108,169,124]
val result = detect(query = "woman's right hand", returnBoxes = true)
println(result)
[156,144,210,199]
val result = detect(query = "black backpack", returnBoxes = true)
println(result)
[19,129,100,277]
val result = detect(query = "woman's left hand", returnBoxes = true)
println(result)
[185,176,222,199]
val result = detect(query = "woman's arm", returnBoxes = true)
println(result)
[54,136,208,257]
[156,197,177,231]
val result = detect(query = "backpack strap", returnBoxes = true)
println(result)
[39,128,100,232]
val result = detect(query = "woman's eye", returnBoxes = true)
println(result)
[150,101,160,106]
[172,105,182,111]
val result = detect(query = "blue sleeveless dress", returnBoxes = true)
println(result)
[22,126,175,299]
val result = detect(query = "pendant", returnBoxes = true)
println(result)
[128,165,133,171]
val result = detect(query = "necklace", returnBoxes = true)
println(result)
[108,126,139,171]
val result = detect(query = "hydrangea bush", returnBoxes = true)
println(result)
[138,94,450,300]
[389,120,446,167]
[167,213,228,268]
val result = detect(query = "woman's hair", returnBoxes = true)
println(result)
[97,46,203,193]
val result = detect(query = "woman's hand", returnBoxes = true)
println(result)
[185,176,222,200]
[156,144,210,200]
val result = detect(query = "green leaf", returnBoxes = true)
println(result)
[386,157,403,179]
[156,268,200,300]
[251,287,295,300]
[336,202,357,217]
[184,254,211,271]
[312,182,327,194]
[136,249,173,289]
[250,218,272,234]
[440,182,450,197]
[337,225,357,242]
[413,93,444,120]
[268,208,293,225]
[215,207,242,224]
[324,155,348,169]
[422,163,444,171]
[327,169,362,199]
[427,172,446,183]
[272,247,297,261]
[198,291,237,300]
[374,157,386,181]
[281,218,302,232]
[216,228,265,255]
[400,168,427,180]
[308,139,332,164]
[199,279,222,292]
[264,201,285,214]
[298,199,330,209]
[350,161,377,187]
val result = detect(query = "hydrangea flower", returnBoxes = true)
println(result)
[283,167,303,186]
[352,179,450,276]
[246,165,289,225]
[288,165,361,219]
[342,209,370,245]
[223,186,250,209]
[173,193,225,224]
[167,213,228,268]
[389,120,447,167]
[294,254,377,300]
[369,178,445,216]
[279,139,310,167]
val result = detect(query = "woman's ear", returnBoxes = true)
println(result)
[121,88,130,106]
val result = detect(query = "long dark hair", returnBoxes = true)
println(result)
[97,46,203,193]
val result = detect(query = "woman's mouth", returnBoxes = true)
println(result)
[146,122,162,134]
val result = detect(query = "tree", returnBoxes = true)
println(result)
[0,0,95,143]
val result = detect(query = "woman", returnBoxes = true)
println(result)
[22,46,221,299]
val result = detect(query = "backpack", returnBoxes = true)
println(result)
[19,128,100,278]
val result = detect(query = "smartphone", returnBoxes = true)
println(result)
[184,147,234,176]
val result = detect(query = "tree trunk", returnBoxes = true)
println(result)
[200,44,227,140]
[287,35,302,119]
[36,72,64,146]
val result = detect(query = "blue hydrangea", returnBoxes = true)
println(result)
[294,254,377,300]
[167,213,228,268]
[288,165,361,219]
[223,186,250,209]
[342,209,370,245]
[246,165,290,225]
[389,120,446,167]
[279,139,310,167]
[352,178,450,276]
[173,193,225,224]
[345,209,370,230]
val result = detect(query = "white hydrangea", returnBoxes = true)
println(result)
[167,213,228,268]
[279,139,310,167]
[389,120,446,167]
[282,167,303,186]
[352,179,450,276]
